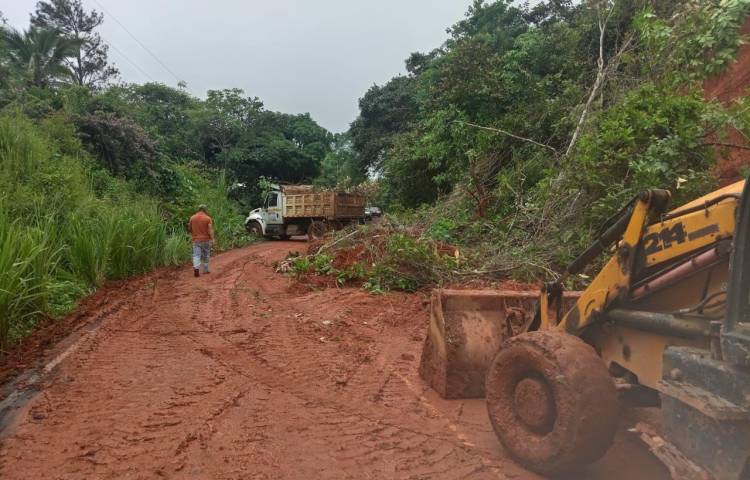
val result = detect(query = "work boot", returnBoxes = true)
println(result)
[194,268,200,277]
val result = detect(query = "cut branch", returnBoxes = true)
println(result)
[456,121,558,154]
[313,228,360,255]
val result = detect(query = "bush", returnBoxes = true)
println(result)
[571,84,718,227]
[288,226,453,294]
[75,112,159,177]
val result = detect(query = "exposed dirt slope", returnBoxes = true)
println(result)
[705,18,750,185]
[0,241,667,479]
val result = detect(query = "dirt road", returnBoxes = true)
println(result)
[0,241,669,479]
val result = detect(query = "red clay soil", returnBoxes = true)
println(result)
[0,241,669,479]
[0,270,172,386]
[705,18,750,186]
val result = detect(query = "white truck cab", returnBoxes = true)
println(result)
[245,187,295,239]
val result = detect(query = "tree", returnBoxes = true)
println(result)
[184,89,331,204]
[192,88,264,166]
[316,133,360,188]
[123,83,198,158]
[349,76,419,174]
[31,0,118,87]
[226,111,330,189]
[1,26,81,87]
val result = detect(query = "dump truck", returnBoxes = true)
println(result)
[419,179,750,479]
[245,184,366,240]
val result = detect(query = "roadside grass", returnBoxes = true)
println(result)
[0,210,58,349]
[0,112,243,351]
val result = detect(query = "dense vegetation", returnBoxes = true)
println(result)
[3,0,750,348]
[309,0,750,289]
[0,1,333,350]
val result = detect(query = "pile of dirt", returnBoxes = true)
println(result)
[331,243,367,270]
[287,271,340,293]
[298,224,463,295]
[310,224,458,268]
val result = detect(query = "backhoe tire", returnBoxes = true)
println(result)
[486,330,619,476]
[246,221,263,237]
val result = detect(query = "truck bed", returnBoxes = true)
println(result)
[284,191,365,219]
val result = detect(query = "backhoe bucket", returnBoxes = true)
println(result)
[418,289,580,399]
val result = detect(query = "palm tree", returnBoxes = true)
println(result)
[0,26,82,87]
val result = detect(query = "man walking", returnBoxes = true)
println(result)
[188,205,215,277]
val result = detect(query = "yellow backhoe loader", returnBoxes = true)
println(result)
[419,179,750,479]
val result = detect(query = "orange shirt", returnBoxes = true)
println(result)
[188,212,213,242]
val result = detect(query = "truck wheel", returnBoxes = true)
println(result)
[246,221,263,237]
[307,221,327,240]
[485,331,619,476]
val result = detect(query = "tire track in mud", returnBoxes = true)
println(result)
[165,252,511,479]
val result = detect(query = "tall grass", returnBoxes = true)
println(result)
[64,208,190,284]
[0,112,195,349]
[0,210,58,351]
[65,214,111,288]
[0,111,254,350]
[163,233,191,266]
[0,112,46,179]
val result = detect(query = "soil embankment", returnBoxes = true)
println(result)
[0,241,668,479]
[705,18,750,185]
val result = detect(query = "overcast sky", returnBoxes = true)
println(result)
[3,0,485,132]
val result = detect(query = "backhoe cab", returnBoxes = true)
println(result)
[420,180,750,479]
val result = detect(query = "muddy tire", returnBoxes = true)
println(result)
[307,221,327,240]
[486,330,619,476]
[246,221,263,237]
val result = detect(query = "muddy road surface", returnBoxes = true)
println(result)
[0,241,669,479]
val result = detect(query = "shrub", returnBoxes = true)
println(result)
[571,85,718,227]
[74,112,159,177]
